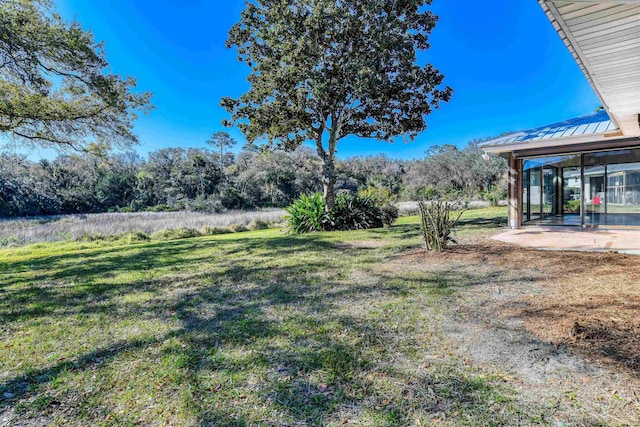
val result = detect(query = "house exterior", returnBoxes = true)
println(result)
[480,1,640,229]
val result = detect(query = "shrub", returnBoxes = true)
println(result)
[358,187,399,227]
[76,233,106,242]
[229,224,249,233]
[151,228,202,240]
[483,187,508,207]
[564,199,580,214]
[285,193,391,233]
[0,236,21,247]
[202,226,234,235]
[418,200,464,252]
[380,204,399,227]
[423,185,439,200]
[284,193,331,234]
[331,193,384,231]
[144,204,175,213]
[358,187,395,205]
[247,219,270,231]
[118,231,151,244]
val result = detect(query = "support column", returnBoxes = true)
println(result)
[508,153,520,229]
[517,158,523,228]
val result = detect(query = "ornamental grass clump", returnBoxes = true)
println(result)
[418,200,464,252]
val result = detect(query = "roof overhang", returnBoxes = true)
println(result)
[505,135,640,159]
[482,130,627,155]
[540,0,640,137]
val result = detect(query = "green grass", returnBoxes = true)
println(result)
[0,206,549,425]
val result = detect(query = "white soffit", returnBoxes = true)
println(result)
[540,0,640,136]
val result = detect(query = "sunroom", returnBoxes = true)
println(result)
[480,0,640,230]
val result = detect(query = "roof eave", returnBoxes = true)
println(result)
[538,0,623,132]
[481,131,625,154]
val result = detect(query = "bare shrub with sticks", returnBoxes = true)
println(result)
[418,200,464,251]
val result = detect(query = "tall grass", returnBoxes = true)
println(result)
[0,209,285,246]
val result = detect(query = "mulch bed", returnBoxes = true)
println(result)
[396,237,640,375]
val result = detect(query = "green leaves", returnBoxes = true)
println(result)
[0,0,152,151]
[223,0,452,208]
[284,192,392,234]
[224,0,451,148]
[285,192,329,233]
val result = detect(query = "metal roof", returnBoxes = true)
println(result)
[540,1,640,137]
[480,110,617,148]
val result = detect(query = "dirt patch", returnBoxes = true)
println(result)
[397,237,640,375]
[386,238,640,424]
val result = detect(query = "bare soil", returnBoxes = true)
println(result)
[387,235,640,425]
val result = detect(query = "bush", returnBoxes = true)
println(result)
[144,204,175,213]
[285,192,390,234]
[418,200,464,252]
[483,187,507,207]
[358,187,399,227]
[201,226,234,235]
[247,219,271,231]
[284,193,331,234]
[229,224,249,233]
[358,187,395,205]
[423,185,439,201]
[151,228,202,241]
[331,193,384,231]
[380,204,399,227]
[564,199,580,214]
[118,231,151,244]
[0,236,20,247]
[76,233,106,242]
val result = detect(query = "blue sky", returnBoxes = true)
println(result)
[42,0,600,160]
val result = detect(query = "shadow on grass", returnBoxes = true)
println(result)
[1,225,546,425]
[458,215,507,229]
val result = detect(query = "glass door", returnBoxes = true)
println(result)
[529,167,541,221]
[584,166,605,226]
[562,167,581,215]
[542,167,558,217]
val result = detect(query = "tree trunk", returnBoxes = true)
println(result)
[322,156,336,211]
[316,117,340,211]
[220,146,224,176]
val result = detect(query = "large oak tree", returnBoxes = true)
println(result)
[0,0,152,151]
[222,0,451,209]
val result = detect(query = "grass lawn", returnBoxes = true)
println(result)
[1,206,638,425]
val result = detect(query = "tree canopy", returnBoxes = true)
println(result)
[206,131,237,172]
[0,0,152,151]
[222,0,452,208]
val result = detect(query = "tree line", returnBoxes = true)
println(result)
[0,141,506,217]
[1,1,454,215]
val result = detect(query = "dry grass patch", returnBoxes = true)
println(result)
[403,237,640,374]
[384,237,640,424]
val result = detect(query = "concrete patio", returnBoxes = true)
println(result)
[493,227,640,255]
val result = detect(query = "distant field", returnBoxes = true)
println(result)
[0,202,503,247]
[0,209,285,246]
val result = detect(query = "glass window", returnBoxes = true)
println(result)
[543,168,558,216]
[606,163,640,215]
[584,148,640,167]
[584,166,605,225]
[562,167,581,214]
[522,149,640,227]
[529,167,541,221]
